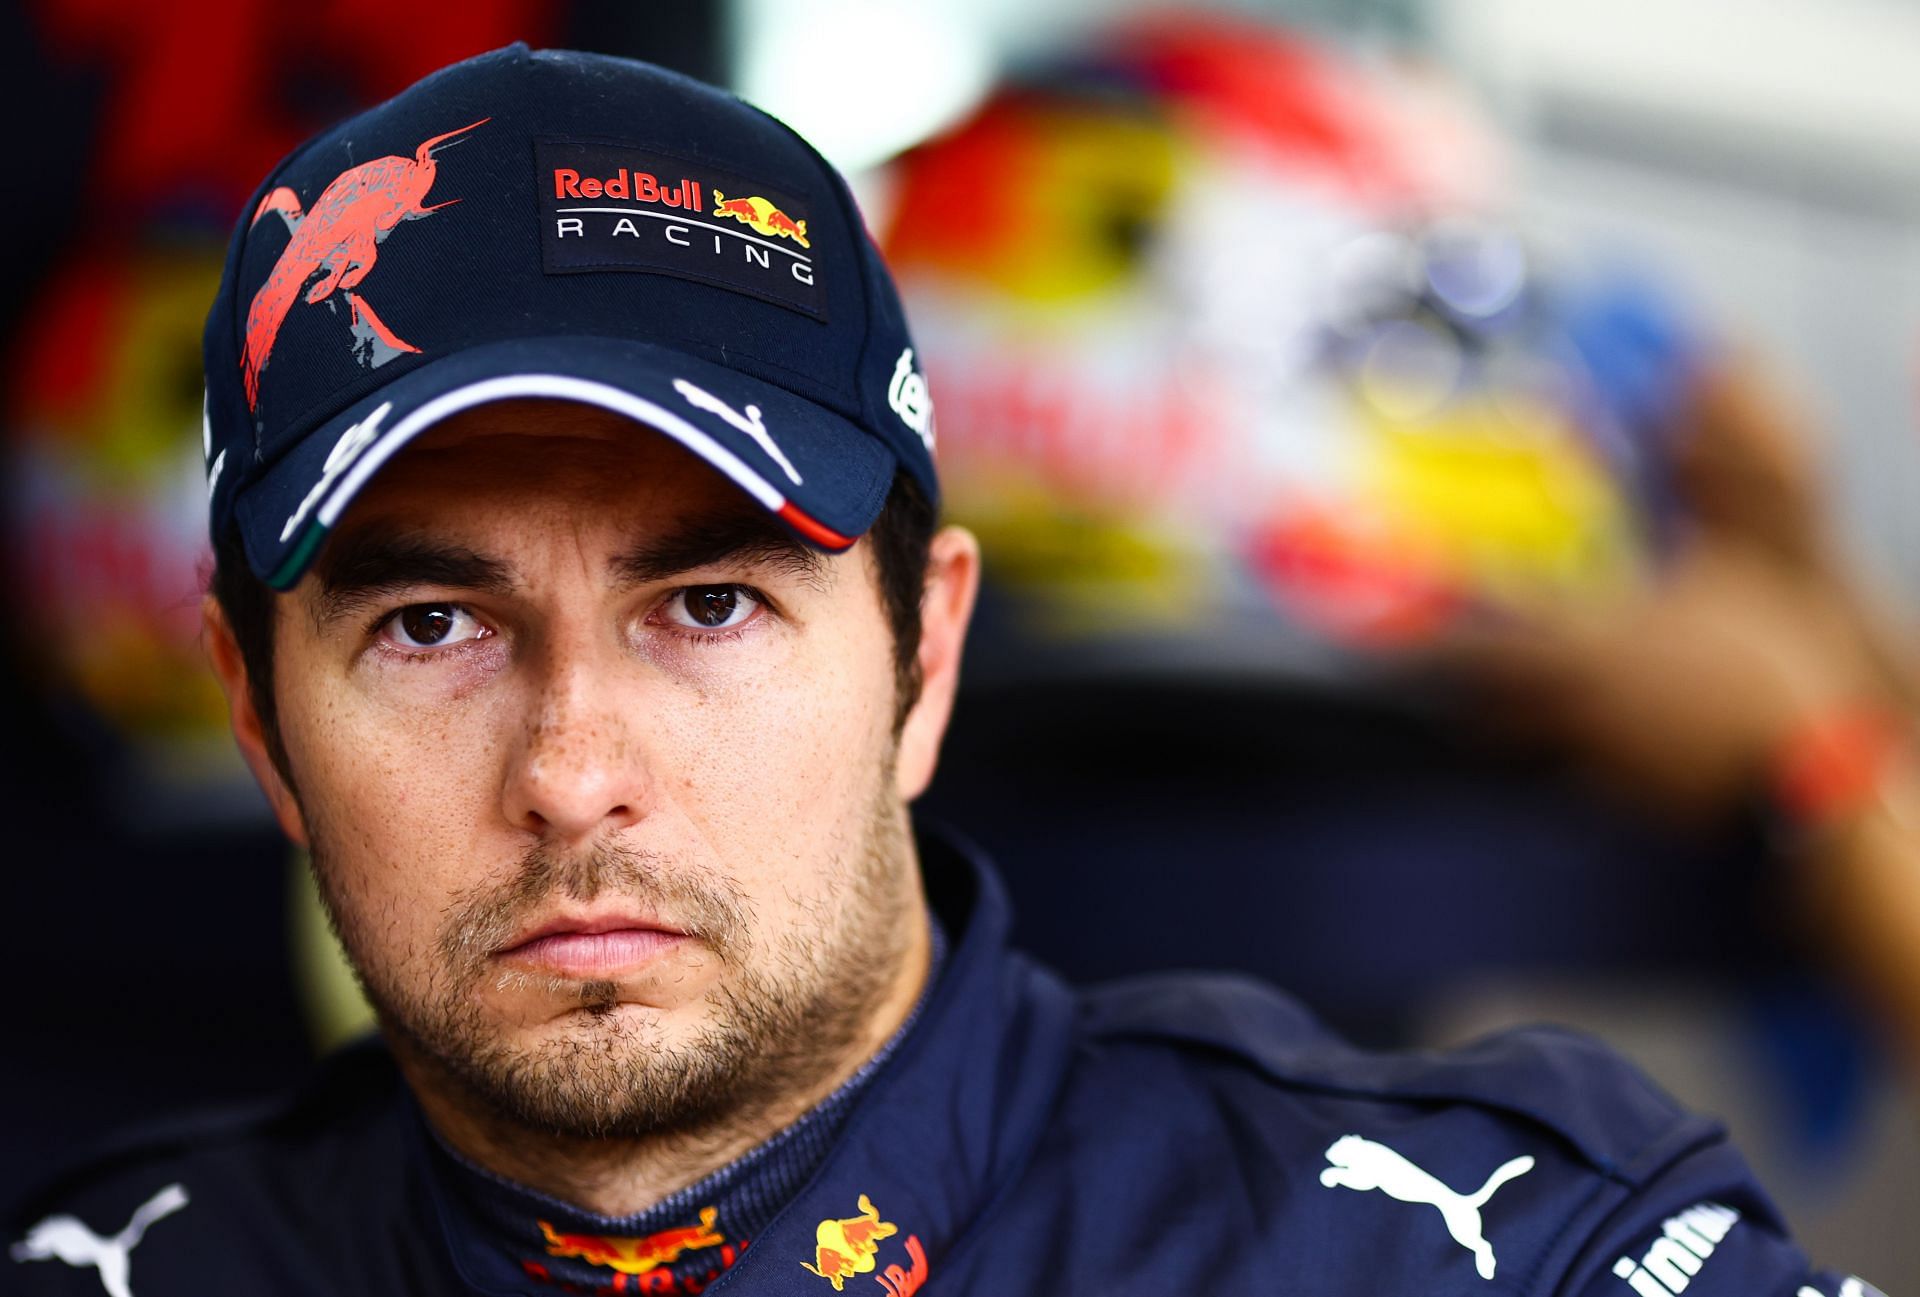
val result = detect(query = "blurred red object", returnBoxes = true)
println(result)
[33,0,553,214]
[5,0,558,773]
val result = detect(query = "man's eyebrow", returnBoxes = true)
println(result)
[311,533,517,628]
[612,513,831,590]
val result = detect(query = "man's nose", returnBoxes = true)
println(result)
[500,645,652,841]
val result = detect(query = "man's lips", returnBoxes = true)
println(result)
[494,915,688,979]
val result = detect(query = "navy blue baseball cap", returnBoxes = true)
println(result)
[203,44,938,590]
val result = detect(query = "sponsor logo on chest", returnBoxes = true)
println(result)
[1611,1203,1740,1296]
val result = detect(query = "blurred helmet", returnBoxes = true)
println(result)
[881,12,1690,678]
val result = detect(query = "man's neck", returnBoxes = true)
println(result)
[397,905,933,1218]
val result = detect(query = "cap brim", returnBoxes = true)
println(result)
[232,335,897,589]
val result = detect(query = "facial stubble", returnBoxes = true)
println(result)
[308,775,918,1145]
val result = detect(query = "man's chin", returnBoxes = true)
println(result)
[388,999,757,1142]
[472,960,722,1031]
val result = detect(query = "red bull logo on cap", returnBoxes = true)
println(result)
[711,191,810,248]
[537,141,826,319]
[537,1208,727,1276]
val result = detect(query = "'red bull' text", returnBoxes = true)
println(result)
[552,168,702,210]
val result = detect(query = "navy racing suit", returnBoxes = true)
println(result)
[7,833,1885,1297]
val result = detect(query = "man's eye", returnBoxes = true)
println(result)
[663,585,761,631]
[380,603,489,650]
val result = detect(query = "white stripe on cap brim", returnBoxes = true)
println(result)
[315,372,789,535]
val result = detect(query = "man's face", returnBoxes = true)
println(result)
[241,400,940,1142]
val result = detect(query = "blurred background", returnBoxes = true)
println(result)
[6,0,1920,1286]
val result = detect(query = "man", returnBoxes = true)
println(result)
[7,43,1883,1297]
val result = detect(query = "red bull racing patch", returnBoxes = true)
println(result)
[536,140,825,319]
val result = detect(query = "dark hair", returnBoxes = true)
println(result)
[866,472,938,727]
[210,471,939,778]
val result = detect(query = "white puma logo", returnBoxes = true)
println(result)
[673,378,803,485]
[10,1182,189,1297]
[281,399,392,541]
[1320,1135,1533,1280]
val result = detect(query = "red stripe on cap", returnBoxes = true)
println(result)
[777,501,857,550]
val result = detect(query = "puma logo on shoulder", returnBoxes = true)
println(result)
[11,1182,189,1297]
[1320,1135,1533,1280]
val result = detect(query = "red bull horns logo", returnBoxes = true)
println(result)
[711,192,810,248]
[241,118,488,411]
[530,1210,749,1292]
[800,1195,927,1296]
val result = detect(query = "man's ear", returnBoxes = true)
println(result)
[895,525,981,802]
[202,594,310,847]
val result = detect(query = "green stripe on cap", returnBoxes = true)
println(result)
[269,521,330,591]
